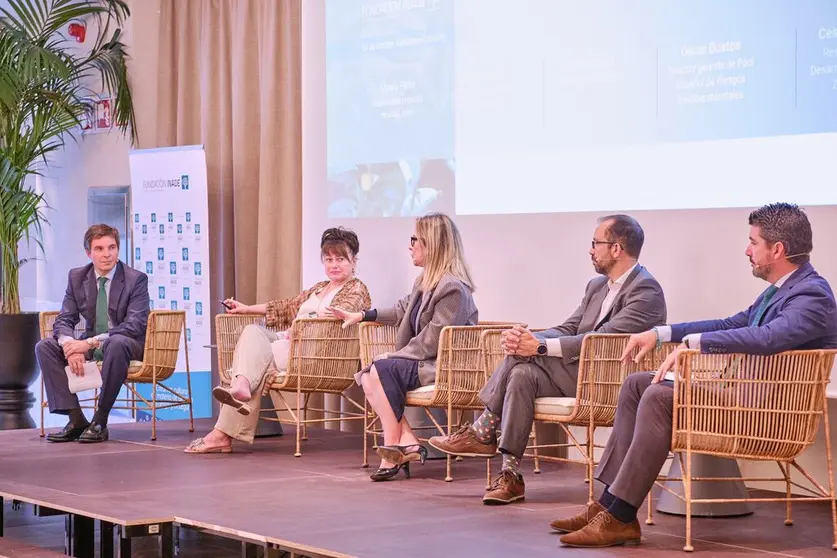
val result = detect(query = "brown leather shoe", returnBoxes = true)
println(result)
[549,501,606,533]
[482,469,525,505]
[559,511,641,548]
[428,425,497,458]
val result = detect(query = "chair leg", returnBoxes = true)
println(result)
[683,449,693,552]
[294,386,302,457]
[362,398,369,468]
[445,401,453,482]
[301,393,309,441]
[486,458,492,490]
[781,462,793,526]
[532,425,541,474]
[586,435,594,502]
[151,380,158,441]
[39,377,46,438]
[185,366,194,434]
[820,389,837,550]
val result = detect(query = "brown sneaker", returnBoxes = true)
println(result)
[559,511,641,548]
[482,469,525,505]
[428,425,497,458]
[549,501,606,533]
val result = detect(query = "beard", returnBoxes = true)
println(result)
[593,256,615,276]
[751,260,771,280]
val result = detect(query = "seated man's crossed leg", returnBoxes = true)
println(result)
[430,354,570,504]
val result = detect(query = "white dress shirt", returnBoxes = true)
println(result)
[657,269,796,350]
[544,263,639,357]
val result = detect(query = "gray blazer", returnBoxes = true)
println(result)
[376,274,479,385]
[533,265,667,393]
[53,261,151,348]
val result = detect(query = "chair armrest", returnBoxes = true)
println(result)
[214,314,268,384]
[359,322,398,368]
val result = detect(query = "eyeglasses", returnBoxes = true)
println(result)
[591,240,619,249]
[410,235,419,247]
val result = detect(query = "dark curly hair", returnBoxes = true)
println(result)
[321,227,360,260]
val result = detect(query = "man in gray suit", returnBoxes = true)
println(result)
[36,224,150,443]
[430,215,667,504]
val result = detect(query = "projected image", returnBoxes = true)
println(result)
[327,158,454,218]
[324,0,837,215]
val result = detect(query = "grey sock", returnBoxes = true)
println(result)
[470,409,500,444]
[501,452,521,475]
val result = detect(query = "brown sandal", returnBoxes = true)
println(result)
[184,437,232,454]
[211,386,253,416]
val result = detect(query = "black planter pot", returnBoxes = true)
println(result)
[0,312,40,430]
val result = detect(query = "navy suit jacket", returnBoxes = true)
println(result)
[670,263,837,354]
[53,261,150,347]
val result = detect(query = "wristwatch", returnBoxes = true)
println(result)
[86,337,98,349]
[536,341,547,355]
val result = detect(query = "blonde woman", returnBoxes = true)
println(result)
[185,228,371,454]
[331,213,478,481]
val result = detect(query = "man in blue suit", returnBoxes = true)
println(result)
[552,203,837,548]
[36,224,150,444]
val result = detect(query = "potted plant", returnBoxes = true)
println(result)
[0,0,135,429]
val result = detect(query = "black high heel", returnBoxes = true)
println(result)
[369,462,410,481]
[376,444,428,465]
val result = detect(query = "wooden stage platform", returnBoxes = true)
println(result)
[1,419,836,557]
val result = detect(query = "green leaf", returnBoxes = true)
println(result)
[0,0,135,313]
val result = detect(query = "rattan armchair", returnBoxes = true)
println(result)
[39,310,194,440]
[650,348,837,552]
[359,321,517,481]
[481,331,678,498]
[215,314,364,457]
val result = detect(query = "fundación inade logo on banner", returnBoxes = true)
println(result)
[141,173,191,191]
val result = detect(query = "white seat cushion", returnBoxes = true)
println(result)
[405,384,436,404]
[534,396,576,416]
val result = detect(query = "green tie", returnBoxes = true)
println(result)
[749,284,778,327]
[93,276,109,361]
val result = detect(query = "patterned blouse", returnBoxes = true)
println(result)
[264,277,371,331]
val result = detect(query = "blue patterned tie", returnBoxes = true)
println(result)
[749,285,778,327]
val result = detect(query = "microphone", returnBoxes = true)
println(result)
[751,253,810,269]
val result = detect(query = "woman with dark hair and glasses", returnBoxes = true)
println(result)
[331,213,478,481]
[185,227,371,454]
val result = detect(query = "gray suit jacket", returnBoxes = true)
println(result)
[376,274,479,385]
[532,265,667,393]
[53,261,151,348]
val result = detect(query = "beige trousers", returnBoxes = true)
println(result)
[215,324,280,443]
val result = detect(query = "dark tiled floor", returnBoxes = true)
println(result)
[1,419,835,557]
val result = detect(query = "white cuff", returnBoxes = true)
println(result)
[545,338,563,358]
[656,326,672,343]
[683,333,701,350]
[94,333,110,342]
[57,335,74,346]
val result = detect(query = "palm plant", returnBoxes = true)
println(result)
[0,0,135,314]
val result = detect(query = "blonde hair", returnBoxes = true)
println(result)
[415,213,475,292]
